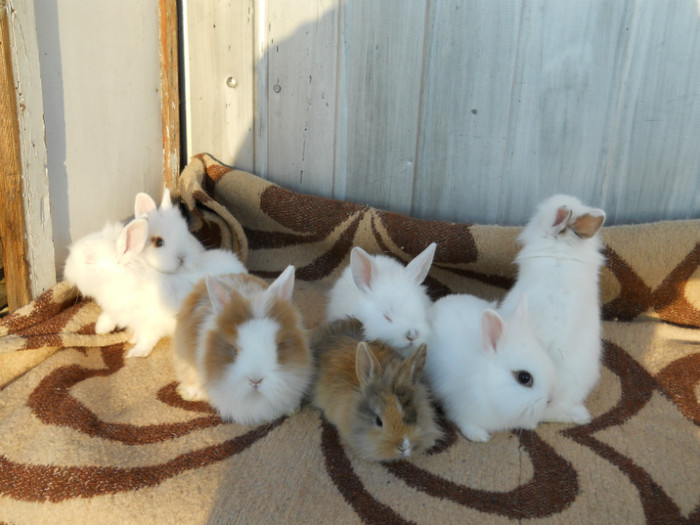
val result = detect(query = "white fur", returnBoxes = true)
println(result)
[500,194,606,424]
[425,293,555,442]
[177,266,312,425]
[64,188,248,358]
[325,243,436,356]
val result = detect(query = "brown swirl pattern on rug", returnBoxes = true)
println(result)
[0,153,697,524]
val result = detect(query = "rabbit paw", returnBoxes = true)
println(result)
[125,340,156,358]
[177,383,208,402]
[95,312,117,334]
[543,403,591,425]
[459,423,491,443]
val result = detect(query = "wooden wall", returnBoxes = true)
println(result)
[184,0,700,226]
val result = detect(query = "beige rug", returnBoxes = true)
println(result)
[0,153,698,524]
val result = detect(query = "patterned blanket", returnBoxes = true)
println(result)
[1,153,698,524]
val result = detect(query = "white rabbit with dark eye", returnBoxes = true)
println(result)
[500,194,606,425]
[64,188,248,358]
[64,216,182,357]
[425,293,555,442]
[325,243,436,357]
[173,266,312,425]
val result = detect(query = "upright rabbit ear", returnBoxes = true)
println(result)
[355,342,381,388]
[116,218,149,260]
[205,275,230,314]
[134,193,157,217]
[552,206,573,234]
[405,242,436,284]
[571,209,605,239]
[397,343,427,385]
[481,309,504,354]
[160,187,173,210]
[512,293,530,323]
[266,265,295,302]
[350,247,375,293]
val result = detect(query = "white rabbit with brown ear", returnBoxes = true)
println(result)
[500,194,606,425]
[173,266,312,425]
[325,243,436,357]
[425,293,555,442]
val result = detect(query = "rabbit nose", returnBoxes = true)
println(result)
[397,437,411,456]
[249,377,264,388]
[406,329,418,342]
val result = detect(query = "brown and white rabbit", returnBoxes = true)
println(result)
[173,266,312,425]
[311,318,442,462]
[500,194,606,424]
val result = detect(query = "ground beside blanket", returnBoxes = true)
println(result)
[0,154,698,524]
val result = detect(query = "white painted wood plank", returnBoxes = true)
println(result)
[498,0,633,225]
[413,0,523,225]
[36,1,164,270]
[601,0,700,224]
[8,0,56,295]
[263,0,340,196]
[184,0,255,171]
[337,0,428,215]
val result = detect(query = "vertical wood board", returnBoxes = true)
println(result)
[338,0,428,215]
[413,0,524,224]
[264,0,340,197]
[184,0,256,171]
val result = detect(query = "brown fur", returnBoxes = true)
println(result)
[572,213,605,239]
[175,272,311,393]
[269,298,309,370]
[312,318,441,462]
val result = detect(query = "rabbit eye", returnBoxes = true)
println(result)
[152,236,164,248]
[375,415,383,427]
[514,370,533,388]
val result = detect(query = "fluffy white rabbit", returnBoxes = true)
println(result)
[500,194,606,424]
[425,293,555,442]
[325,243,436,357]
[173,266,312,425]
[65,189,247,358]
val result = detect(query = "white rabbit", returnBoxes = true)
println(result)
[64,189,247,358]
[64,217,182,357]
[500,194,606,424]
[133,188,205,274]
[173,266,312,425]
[325,243,436,357]
[425,293,555,442]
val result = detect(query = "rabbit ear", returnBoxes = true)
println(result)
[116,218,148,259]
[512,293,530,323]
[405,242,436,284]
[481,309,504,354]
[350,247,375,293]
[552,206,573,234]
[397,343,427,385]
[571,209,605,238]
[205,275,230,314]
[134,193,157,217]
[160,187,173,210]
[355,342,381,388]
[266,265,295,302]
